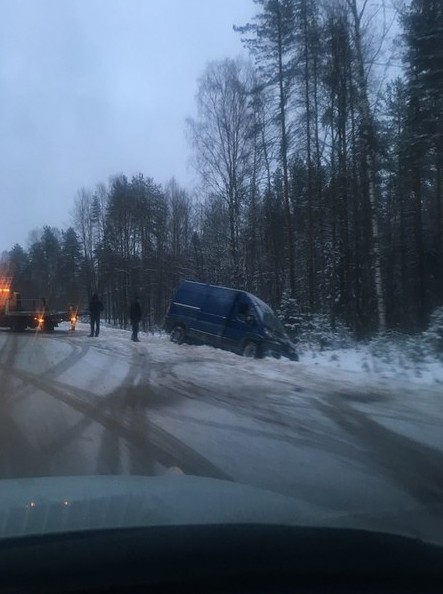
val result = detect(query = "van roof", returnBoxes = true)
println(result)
[180,280,250,297]
[179,280,271,310]
[181,280,237,292]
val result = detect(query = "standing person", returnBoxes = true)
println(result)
[89,293,104,337]
[129,295,142,342]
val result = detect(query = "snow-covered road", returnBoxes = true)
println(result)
[0,323,442,540]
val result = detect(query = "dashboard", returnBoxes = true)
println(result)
[0,524,441,593]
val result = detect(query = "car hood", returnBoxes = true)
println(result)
[0,475,325,539]
[0,475,441,545]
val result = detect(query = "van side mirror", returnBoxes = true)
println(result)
[246,314,256,326]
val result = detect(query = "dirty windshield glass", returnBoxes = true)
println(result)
[252,298,288,338]
[0,0,442,554]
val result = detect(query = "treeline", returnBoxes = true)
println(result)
[1,176,195,329]
[2,0,442,336]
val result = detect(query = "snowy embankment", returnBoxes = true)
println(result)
[84,322,443,398]
[19,323,441,519]
[95,322,443,386]
[77,322,442,461]
[300,344,443,386]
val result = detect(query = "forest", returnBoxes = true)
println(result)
[1,0,442,339]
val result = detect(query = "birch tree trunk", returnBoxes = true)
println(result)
[348,0,386,331]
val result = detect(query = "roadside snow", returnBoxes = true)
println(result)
[301,345,443,386]
[63,323,443,449]
[73,322,443,393]
[7,324,441,518]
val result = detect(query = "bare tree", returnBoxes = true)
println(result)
[73,187,97,295]
[346,0,387,331]
[187,58,254,283]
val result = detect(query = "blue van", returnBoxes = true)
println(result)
[164,281,298,361]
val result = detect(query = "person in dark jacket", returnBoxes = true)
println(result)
[129,296,142,342]
[89,293,104,337]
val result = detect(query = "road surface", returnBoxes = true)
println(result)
[0,324,442,540]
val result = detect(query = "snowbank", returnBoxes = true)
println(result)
[73,322,443,396]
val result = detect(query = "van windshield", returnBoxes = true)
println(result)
[262,311,287,338]
[250,297,288,339]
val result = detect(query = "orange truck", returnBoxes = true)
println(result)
[0,277,77,332]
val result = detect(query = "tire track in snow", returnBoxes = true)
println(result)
[318,393,443,506]
[0,362,230,481]
[145,355,371,464]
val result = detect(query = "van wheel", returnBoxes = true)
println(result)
[243,341,258,358]
[170,325,185,345]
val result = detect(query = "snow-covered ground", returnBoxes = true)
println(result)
[83,322,443,399]
[300,344,443,386]
[1,323,442,543]
[66,322,443,459]
[85,321,443,381]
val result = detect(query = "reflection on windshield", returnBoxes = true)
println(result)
[262,312,287,338]
[251,297,288,338]
[1,0,443,554]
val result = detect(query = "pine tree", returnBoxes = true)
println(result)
[187,58,254,285]
[235,0,298,297]
[402,0,443,323]
[58,227,82,307]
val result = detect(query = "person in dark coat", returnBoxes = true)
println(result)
[89,293,104,337]
[129,296,142,342]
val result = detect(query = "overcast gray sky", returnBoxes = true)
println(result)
[0,0,254,252]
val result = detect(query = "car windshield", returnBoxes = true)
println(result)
[0,0,442,554]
